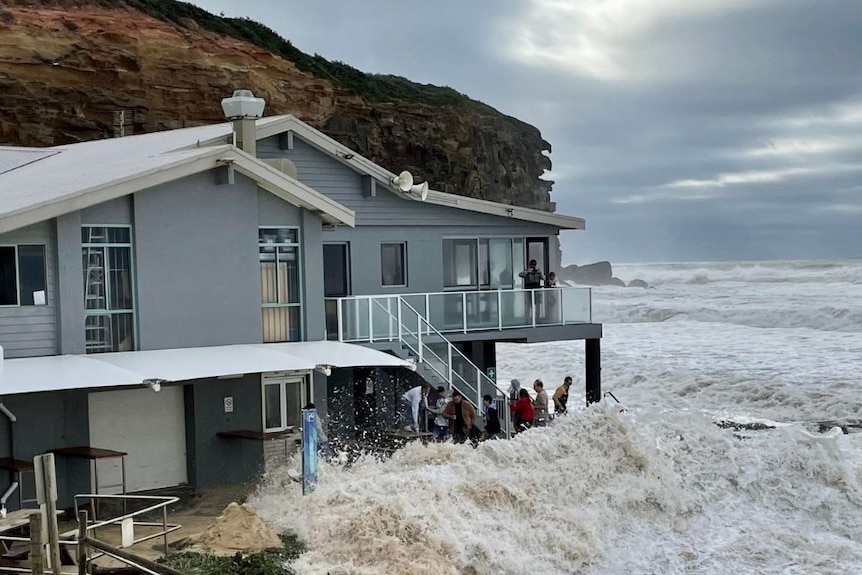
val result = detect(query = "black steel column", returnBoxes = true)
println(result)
[585,338,601,405]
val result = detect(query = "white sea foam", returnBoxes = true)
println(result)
[252,259,862,574]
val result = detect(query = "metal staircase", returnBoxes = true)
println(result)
[369,297,513,437]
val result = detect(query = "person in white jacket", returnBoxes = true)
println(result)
[401,384,430,431]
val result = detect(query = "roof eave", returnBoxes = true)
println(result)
[0,147,232,234]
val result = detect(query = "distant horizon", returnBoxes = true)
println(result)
[560,254,862,268]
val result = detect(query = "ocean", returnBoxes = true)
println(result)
[253,259,862,575]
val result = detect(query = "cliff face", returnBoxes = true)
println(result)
[0,0,555,211]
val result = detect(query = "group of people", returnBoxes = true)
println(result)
[507,376,572,432]
[400,375,575,443]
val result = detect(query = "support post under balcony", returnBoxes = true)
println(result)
[585,338,601,405]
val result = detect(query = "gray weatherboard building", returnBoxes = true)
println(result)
[0,93,600,510]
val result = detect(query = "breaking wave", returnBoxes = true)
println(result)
[594,302,862,332]
[611,259,862,287]
[252,407,862,575]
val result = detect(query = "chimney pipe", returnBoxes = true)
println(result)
[221,90,266,157]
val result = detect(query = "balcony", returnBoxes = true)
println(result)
[325,287,592,342]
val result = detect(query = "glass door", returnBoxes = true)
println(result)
[324,243,350,339]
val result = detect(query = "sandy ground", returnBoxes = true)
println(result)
[46,483,271,569]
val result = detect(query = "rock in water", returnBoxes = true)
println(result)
[572,261,613,285]
[627,279,649,288]
[609,277,626,287]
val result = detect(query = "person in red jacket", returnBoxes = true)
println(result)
[510,388,534,433]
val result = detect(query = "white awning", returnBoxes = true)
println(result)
[0,341,411,396]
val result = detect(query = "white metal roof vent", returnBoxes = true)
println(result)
[221,90,266,120]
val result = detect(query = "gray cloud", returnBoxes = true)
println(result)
[191,0,862,263]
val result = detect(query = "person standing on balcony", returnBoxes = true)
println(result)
[401,384,430,432]
[544,271,559,323]
[533,379,550,426]
[546,271,557,288]
[443,390,476,444]
[519,259,545,289]
[553,377,573,415]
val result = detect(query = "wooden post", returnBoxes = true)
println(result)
[77,511,88,575]
[29,512,44,575]
[34,454,62,575]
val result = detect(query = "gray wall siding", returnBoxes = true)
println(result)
[322,225,559,296]
[260,136,560,230]
[134,172,263,350]
[258,189,302,227]
[302,210,325,340]
[80,197,132,225]
[56,213,85,354]
[0,222,57,358]
[184,376,264,487]
[0,391,90,509]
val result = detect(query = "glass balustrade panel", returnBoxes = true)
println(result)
[562,288,592,323]
[499,290,533,328]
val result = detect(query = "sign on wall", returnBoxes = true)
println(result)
[223,397,234,413]
[301,408,319,495]
[486,367,497,383]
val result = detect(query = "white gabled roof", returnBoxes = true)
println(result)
[0,123,354,233]
[250,116,586,230]
[0,112,582,233]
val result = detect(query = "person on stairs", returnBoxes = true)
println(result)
[532,379,549,426]
[481,394,502,440]
[443,390,476,444]
[428,386,451,441]
[553,376,573,415]
[401,384,430,432]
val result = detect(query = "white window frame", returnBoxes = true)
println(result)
[81,225,137,353]
[261,373,308,433]
[0,244,48,308]
[259,226,303,342]
[380,242,407,287]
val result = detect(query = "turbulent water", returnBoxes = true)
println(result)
[253,259,862,575]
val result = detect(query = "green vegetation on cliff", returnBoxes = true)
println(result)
[110,0,495,111]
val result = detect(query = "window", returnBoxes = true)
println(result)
[262,375,306,432]
[82,226,135,353]
[260,228,302,342]
[0,245,47,306]
[442,238,534,290]
[380,243,406,287]
[443,239,478,289]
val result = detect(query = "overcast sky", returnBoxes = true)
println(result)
[191,0,861,264]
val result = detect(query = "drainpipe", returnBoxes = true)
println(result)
[221,90,266,157]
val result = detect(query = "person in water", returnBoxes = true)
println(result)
[443,390,476,444]
[553,376,573,415]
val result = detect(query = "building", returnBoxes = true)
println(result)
[0,91,600,509]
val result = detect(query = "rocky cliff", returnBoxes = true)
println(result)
[0,0,555,211]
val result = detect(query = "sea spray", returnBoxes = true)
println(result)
[253,407,694,575]
[253,405,862,575]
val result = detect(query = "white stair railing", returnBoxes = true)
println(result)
[366,297,512,438]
